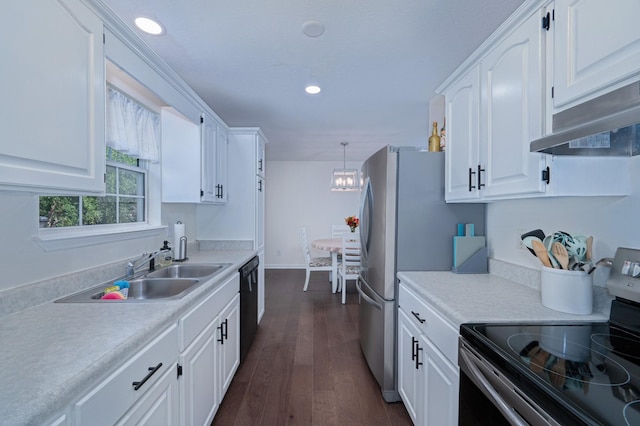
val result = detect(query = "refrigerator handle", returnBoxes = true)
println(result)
[356,278,382,311]
[359,177,372,260]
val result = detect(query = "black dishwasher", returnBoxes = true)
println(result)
[239,256,259,363]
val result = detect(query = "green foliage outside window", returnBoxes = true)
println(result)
[39,148,146,228]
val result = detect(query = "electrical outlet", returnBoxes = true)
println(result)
[517,228,527,250]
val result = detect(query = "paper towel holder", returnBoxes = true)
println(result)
[174,221,188,262]
[175,235,188,262]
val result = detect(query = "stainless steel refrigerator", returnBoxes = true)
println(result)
[356,146,485,402]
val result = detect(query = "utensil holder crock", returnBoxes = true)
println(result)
[540,266,593,315]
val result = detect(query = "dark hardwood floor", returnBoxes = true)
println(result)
[213,269,412,426]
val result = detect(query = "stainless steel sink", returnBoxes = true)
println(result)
[125,278,200,300]
[55,262,232,303]
[145,263,227,279]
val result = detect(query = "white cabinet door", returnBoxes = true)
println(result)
[397,308,425,424]
[256,175,265,251]
[256,133,266,177]
[444,66,481,201]
[0,0,105,194]
[398,282,460,426]
[201,114,228,204]
[180,319,220,426]
[553,0,640,109]
[161,107,201,202]
[201,113,217,203]
[115,366,179,426]
[202,128,267,250]
[215,123,229,203]
[178,272,239,425]
[218,293,240,398]
[480,8,547,198]
[422,335,459,426]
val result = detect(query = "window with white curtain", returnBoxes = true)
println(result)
[38,87,159,229]
[106,86,159,162]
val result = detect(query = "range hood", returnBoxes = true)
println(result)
[531,81,640,156]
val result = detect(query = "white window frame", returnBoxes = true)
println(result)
[35,158,164,252]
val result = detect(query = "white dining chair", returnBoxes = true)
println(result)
[300,227,333,292]
[337,233,361,304]
[330,224,351,278]
[331,224,351,238]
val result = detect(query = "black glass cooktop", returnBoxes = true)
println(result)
[461,300,640,425]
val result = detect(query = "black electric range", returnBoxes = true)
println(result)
[459,247,640,426]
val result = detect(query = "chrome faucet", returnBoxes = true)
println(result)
[125,250,168,277]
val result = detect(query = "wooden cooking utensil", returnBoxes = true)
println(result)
[529,347,548,374]
[586,236,593,261]
[532,240,552,268]
[549,358,567,388]
[521,229,546,256]
[552,242,570,270]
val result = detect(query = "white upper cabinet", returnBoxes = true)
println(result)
[0,0,105,194]
[479,7,547,199]
[440,0,631,202]
[552,0,640,110]
[444,67,481,201]
[201,114,217,203]
[443,5,548,202]
[215,122,229,203]
[161,107,201,203]
[256,134,266,178]
[201,113,229,204]
[162,110,228,204]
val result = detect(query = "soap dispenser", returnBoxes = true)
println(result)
[159,240,173,267]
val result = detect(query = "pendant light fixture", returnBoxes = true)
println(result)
[330,142,360,191]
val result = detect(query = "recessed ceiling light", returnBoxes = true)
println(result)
[134,17,164,35]
[305,85,321,95]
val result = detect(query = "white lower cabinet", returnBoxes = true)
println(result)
[74,325,179,426]
[115,364,180,426]
[397,282,459,426]
[257,250,265,322]
[397,308,426,423]
[219,293,241,397]
[178,272,240,426]
[421,335,459,426]
[180,317,220,426]
[72,272,241,426]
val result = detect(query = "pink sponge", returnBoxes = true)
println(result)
[101,291,126,300]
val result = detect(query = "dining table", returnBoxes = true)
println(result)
[311,237,343,293]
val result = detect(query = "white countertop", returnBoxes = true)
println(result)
[0,250,256,426]
[397,271,609,328]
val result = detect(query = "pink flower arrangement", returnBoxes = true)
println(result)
[345,215,360,232]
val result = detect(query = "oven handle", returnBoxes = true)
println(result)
[459,345,529,426]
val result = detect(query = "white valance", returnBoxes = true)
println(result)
[106,87,160,162]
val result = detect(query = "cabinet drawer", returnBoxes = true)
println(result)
[74,325,178,426]
[398,283,459,365]
[179,272,239,351]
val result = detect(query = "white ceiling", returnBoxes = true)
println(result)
[100,0,526,161]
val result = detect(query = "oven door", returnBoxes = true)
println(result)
[459,338,561,426]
